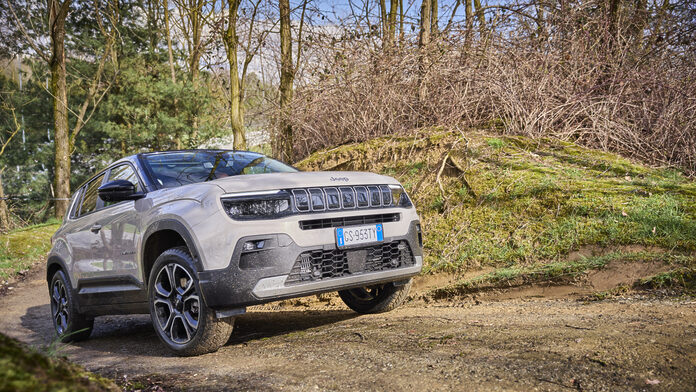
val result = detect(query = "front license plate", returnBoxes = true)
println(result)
[336,223,384,248]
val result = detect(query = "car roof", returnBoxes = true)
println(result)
[138,149,263,157]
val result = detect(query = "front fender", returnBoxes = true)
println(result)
[140,218,205,272]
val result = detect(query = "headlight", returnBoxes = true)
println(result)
[221,191,292,220]
[388,184,413,208]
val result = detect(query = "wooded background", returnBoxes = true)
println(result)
[0,0,694,230]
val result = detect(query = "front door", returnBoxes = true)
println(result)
[69,173,107,282]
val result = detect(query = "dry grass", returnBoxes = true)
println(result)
[287,0,696,174]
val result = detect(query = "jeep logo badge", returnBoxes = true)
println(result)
[330,177,349,182]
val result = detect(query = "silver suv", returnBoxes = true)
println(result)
[47,150,423,355]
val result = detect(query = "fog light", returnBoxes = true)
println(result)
[243,240,265,252]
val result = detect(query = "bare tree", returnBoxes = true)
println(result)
[278,0,293,162]
[48,0,71,218]
[276,0,307,162]
[172,0,216,143]
[6,0,116,218]
[223,0,245,150]
[220,0,276,150]
[379,0,399,48]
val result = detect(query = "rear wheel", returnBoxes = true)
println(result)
[49,270,93,342]
[338,279,412,314]
[148,247,233,356]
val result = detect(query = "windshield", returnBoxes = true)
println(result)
[142,151,298,189]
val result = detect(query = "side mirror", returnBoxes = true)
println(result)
[98,180,144,203]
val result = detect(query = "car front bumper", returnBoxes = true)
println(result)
[197,219,423,310]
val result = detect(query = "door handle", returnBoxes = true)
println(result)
[90,224,102,233]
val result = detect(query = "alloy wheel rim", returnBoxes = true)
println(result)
[50,279,69,335]
[153,263,200,345]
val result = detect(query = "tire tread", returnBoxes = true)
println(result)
[339,279,412,314]
[149,246,234,356]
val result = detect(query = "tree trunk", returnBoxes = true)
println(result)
[0,168,9,232]
[163,0,181,149]
[379,0,387,42]
[398,0,404,42]
[164,0,177,84]
[630,0,647,51]
[278,0,294,162]
[418,0,431,104]
[49,0,71,219]
[188,0,204,146]
[387,0,398,47]
[474,0,486,36]
[465,0,473,33]
[419,0,431,49]
[430,0,438,37]
[224,0,246,150]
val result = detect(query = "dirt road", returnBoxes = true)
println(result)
[1,268,695,391]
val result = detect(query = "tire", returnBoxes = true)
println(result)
[338,279,413,314]
[49,270,94,342]
[148,246,233,356]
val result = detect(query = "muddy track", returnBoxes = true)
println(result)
[1,266,695,391]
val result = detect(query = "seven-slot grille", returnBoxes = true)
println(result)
[291,185,394,212]
[299,213,400,230]
[285,240,414,285]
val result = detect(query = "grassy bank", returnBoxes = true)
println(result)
[297,129,696,290]
[0,220,61,281]
[0,333,118,392]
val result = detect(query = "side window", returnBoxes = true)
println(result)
[104,164,141,208]
[79,174,105,216]
[107,164,141,192]
[68,188,83,219]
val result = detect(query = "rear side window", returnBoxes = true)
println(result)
[68,188,83,219]
[79,174,105,216]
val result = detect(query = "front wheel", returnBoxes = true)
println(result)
[338,279,412,314]
[148,247,233,356]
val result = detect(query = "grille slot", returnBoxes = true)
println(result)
[285,240,414,285]
[299,213,400,230]
[290,184,409,212]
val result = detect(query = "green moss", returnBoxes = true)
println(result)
[0,333,119,392]
[638,269,696,291]
[0,221,61,280]
[486,138,505,149]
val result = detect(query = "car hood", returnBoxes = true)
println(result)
[209,171,399,193]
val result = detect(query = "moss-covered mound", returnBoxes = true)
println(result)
[1,220,61,281]
[297,129,696,285]
[0,333,119,392]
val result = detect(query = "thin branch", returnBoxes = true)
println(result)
[294,0,308,74]
[4,0,49,62]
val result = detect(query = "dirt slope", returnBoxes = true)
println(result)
[2,266,695,391]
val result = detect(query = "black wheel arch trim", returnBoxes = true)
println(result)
[47,255,71,286]
[141,219,205,273]
[46,256,85,312]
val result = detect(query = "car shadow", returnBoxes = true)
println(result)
[228,309,358,345]
[21,304,358,357]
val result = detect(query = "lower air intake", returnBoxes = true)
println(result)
[285,240,414,286]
